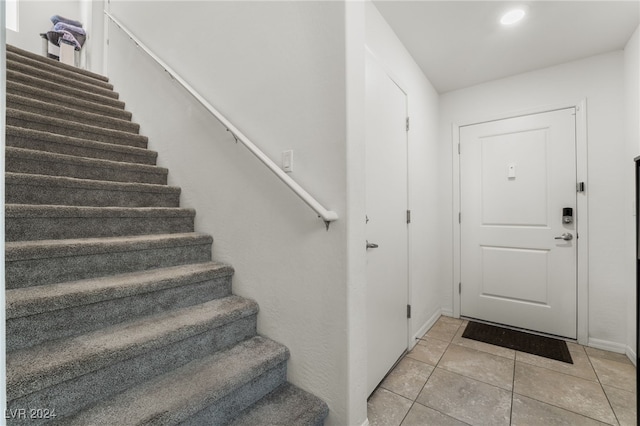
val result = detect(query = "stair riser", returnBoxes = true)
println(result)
[7,81,129,119]
[186,363,288,426]
[6,214,194,241]
[6,154,167,185]
[6,182,180,208]
[7,65,119,100]
[7,45,110,83]
[7,115,148,149]
[6,129,157,165]
[6,243,211,288]
[7,71,122,107]
[7,315,258,423]
[7,54,114,90]
[7,96,139,134]
[8,276,232,351]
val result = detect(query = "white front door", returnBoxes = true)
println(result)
[460,108,577,339]
[365,53,408,395]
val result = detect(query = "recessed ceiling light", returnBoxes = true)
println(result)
[500,8,527,25]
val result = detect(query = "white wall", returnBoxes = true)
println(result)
[6,1,81,54]
[440,52,629,350]
[345,1,369,425]
[78,0,104,74]
[624,25,639,362]
[365,2,442,344]
[105,2,353,424]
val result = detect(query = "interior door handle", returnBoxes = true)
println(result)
[554,233,573,241]
[366,241,379,249]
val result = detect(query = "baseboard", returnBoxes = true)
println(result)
[441,308,454,317]
[412,308,442,344]
[625,345,637,366]
[360,419,370,426]
[587,338,628,354]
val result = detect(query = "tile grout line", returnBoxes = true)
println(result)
[510,355,516,425]
[586,350,623,426]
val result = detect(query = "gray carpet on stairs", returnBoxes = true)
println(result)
[4,44,328,425]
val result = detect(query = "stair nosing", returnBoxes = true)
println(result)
[6,146,168,178]
[7,296,260,400]
[7,108,148,145]
[7,44,110,82]
[5,125,156,162]
[7,80,129,117]
[6,55,114,90]
[6,204,195,219]
[63,336,288,425]
[6,70,125,108]
[6,63,119,99]
[6,172,179,193]
[7,93,139,132]
[6,261,233,319]
[6,232,212,262]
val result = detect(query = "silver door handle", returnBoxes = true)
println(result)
[554,233,573,241]
[366,241,379,249]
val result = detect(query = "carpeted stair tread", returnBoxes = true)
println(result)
[7,108,148,148]
[7,44,110,82]
[7,261,232,319]
[6,204,195,241]
[6,125,156,165]
[7,295,259,400]
[6,172,180,207]
[6,262,234,351]
[6,232,212,262]
[7,54,114,91]
[63,336,289,426]
[6,147,168,184]
[7,70,125,109]
[7,62,119,99]
[7,80,130,119]
[7,93,139,133]
[6,232,212,288]
[231,383,329,426]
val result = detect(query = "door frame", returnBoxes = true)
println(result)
[365,46,412,354]
[452,100,589,345]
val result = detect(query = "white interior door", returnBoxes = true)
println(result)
[365,53,408,395]
[460,108,577,339]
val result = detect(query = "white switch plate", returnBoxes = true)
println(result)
[282,150,293,173]
[508,164,516,179]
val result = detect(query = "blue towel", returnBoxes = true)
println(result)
[51,15,83,28]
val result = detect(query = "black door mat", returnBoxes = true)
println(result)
[462,321,573,364]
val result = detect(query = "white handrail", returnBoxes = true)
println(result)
[104,11,338,228]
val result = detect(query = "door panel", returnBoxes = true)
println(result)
[365,53,408,395]
[460,108,577,338]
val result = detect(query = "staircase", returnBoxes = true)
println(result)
[4,44,329,425]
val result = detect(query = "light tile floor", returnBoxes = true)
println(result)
[368,316,637,426]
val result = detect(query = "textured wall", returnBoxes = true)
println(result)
[105,2,350,424]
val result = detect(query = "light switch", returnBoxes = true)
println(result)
[282,150,293,173]
[508,164,516,179]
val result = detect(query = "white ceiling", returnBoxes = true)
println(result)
[373,1,640,93]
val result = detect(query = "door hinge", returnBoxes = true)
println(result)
[459,282,461,294]
[458,212,461,223]
[407,304,412,319]
[577,182,585,192]
[406,210,411,224]
[406,117,410,132]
